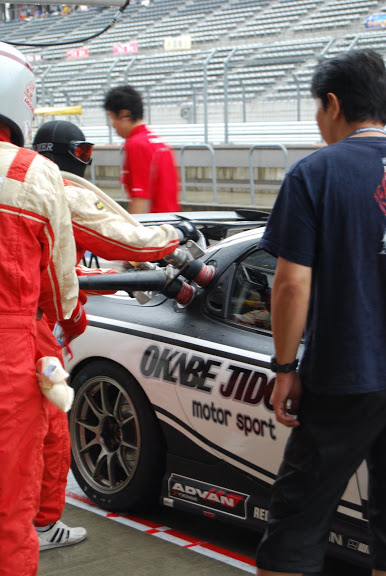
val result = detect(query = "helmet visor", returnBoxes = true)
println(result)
[68,141,94,164]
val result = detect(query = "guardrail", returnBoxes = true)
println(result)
[249,144,288,205]
[180,144,217,203]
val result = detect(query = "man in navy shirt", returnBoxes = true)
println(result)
[256,49,386,576]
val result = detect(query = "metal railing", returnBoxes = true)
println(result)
[249,144,288,205]
[180,144,217,204]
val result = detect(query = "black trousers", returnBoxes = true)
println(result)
[256,389,386,573]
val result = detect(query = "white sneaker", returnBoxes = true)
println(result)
[37,520,87,551]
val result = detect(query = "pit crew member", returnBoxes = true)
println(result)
[0,43,81,576]
[32,119,198,550]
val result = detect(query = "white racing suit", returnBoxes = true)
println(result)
[35,173,180,528]
[0,140,79,576]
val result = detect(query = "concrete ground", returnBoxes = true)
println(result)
[38,503,250,576]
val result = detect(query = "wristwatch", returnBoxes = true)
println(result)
[270,356,298,373]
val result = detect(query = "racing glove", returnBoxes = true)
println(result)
[173,221,200,244]
[59,295,88,344]
[76,264,119,296]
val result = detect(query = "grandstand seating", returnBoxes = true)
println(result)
[1,0,386,132]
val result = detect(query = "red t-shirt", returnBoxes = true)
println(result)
[121,124,180,213]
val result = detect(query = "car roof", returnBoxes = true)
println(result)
[205,226,265,255]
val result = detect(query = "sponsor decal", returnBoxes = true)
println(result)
[329,532,343,546]
[164,34,192,51]
[192,400,277,440]
[192,400,231,426]
[220,364,274,410]
[140,345,277,439]
[328,532,370,555]
[253,506,268,521]
[168,474,248,519]
[140,344,275,410]
[67,47,89,59]
[357,542,370,554]
[113,42,138,54]
[346,539,370,554]
[34,142,53,153]
[140,344,220,393]
[24,80,35,113]
[26,54,42,62]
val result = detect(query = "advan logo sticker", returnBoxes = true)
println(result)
[168,474,249,519]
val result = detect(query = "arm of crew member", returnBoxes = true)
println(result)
[130,196,150,214]
[270,256,312,427]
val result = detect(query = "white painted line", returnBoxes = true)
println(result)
[152,531,193,546]
[191,545,255,574]
[65,493,255,573]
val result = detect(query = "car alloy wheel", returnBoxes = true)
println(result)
[70,360,165,512]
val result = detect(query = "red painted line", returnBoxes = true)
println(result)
[158,528,255,565]
[199,541,255,566]
[66,490,90,504]
[123,515,166,530]
[66,489,255,567]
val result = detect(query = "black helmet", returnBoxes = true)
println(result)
[32,120,94,177]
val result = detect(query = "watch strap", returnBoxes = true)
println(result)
[270,356,299,373]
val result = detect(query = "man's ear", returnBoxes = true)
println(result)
[326,93,343,120]
[119,110,132,120]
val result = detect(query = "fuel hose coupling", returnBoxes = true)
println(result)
[162,277,195,307]
[180,260,215,287]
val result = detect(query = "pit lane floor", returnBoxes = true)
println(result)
[37,473,370,576]
[37,502,253,576]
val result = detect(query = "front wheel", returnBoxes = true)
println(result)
[69,360,165,512]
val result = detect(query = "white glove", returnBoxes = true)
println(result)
[36,357,74,413]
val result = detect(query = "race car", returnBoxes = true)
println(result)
[66,210,371,569]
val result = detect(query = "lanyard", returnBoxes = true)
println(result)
[346,127,386,138]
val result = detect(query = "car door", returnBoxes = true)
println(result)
[175,247,289,485]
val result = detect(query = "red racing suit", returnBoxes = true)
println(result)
[35,172,180,528]
[0,137,79,576]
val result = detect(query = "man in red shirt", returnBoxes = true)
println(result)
[104,85,180,214]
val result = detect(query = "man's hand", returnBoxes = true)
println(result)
[270,372,302,427]
[173,221,200,244]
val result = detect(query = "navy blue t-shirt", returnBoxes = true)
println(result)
[260,137,386,395]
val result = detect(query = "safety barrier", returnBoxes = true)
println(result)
[180,144,217,203]
[249,144,288,205]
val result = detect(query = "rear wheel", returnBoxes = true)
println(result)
[69,360,165,512]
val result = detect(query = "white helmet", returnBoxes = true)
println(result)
[0,42,36,146]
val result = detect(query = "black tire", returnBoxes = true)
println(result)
[69,360,165,513]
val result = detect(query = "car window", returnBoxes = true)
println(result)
[229,250,276,331]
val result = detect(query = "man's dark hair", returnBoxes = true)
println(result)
[311,49,386,124]
[103,85,144,121]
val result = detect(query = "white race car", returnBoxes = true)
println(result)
[67,210,370,569]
